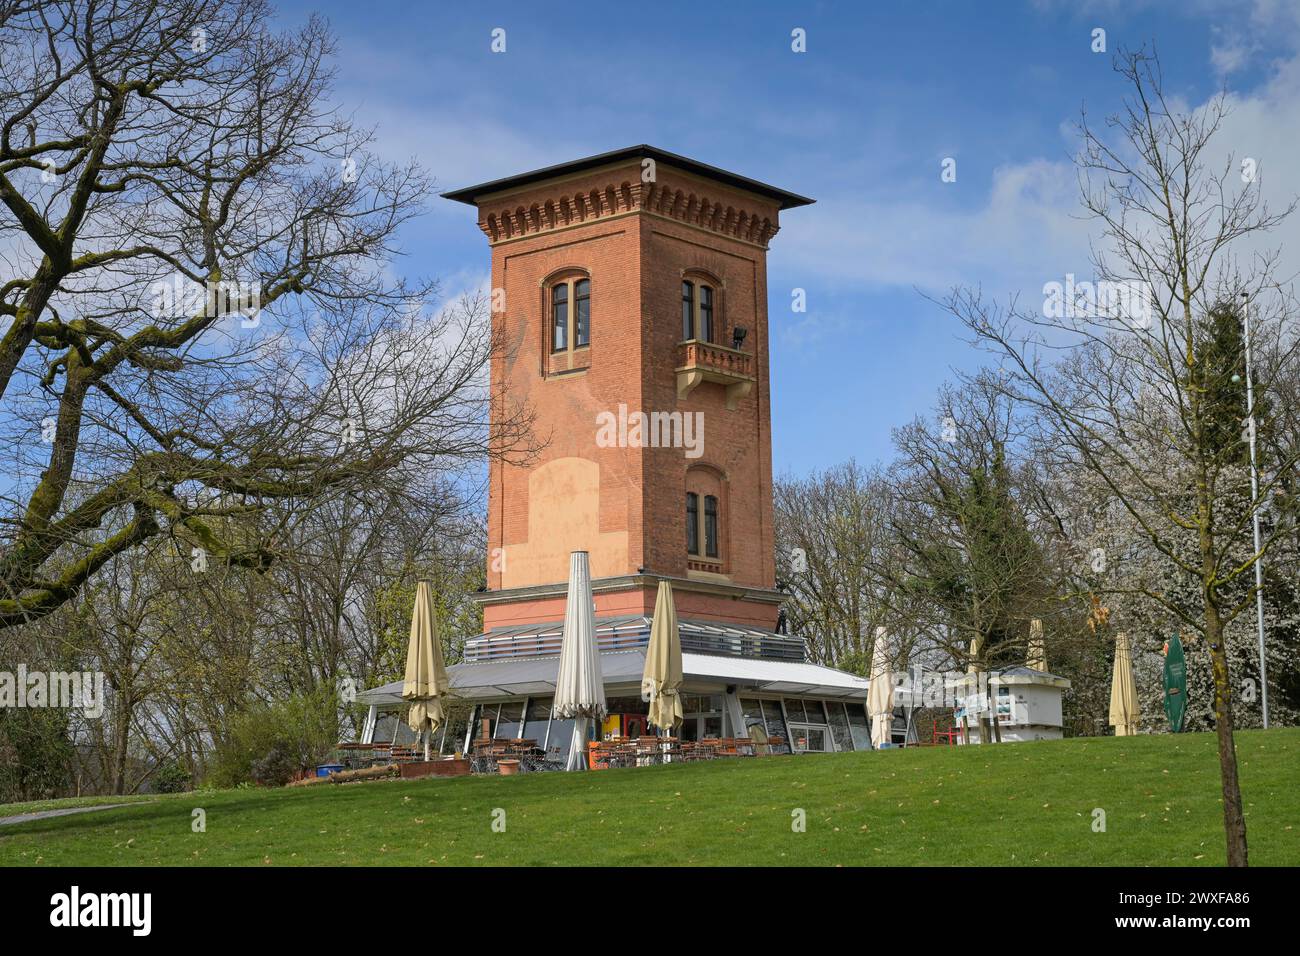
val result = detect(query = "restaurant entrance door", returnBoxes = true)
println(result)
[678,694,725,740]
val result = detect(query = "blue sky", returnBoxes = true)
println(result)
[273,0,1300,477]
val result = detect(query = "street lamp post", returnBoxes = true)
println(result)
[1240,291,1270,729]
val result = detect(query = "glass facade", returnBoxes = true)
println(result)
[804,699,828,724]
[494,700,524,740]
[827,701,854,752]
[761,699,789,748]
[438,708,471,755]
[604,696,651,738]
[523,697,554,745]
[790,725,829,752]
[845,702,871,750]
[408,694,867,762]
[679,694,724,741]
[739,698,767,736]
[550,715,578,765]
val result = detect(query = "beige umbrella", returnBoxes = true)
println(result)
[867,626,894,749]
[642,580,684,733]
[402,579,449,760]
[1027,618,1048,672]
[1109,631,1140,736]
[554,552,606,770]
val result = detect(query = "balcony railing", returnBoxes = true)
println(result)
[676,339,755,409]
[464,616,806,663]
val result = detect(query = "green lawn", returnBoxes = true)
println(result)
[1,729,1296,866]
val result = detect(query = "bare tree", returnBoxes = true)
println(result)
[0,1,531,626]
[943,49,1300,865]
[774,461,895,670]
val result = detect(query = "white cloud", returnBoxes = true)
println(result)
[363,106,559,201]
[777,45,1300,311]
[778,157,1090,297]
[1210,29,1251,76]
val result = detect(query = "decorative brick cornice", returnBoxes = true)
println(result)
[478,178,780,248]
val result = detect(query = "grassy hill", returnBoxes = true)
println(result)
[1,729,1296,866]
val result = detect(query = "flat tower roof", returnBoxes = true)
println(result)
[441,144,815,210]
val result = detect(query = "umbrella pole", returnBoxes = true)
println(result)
[566,718,588,771]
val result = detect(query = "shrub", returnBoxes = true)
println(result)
[207,687,338,788]
[249,742,303,788]
[151,760,192,794]
[0,706,74,803]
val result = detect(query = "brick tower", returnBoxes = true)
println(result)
[444,146,812,635]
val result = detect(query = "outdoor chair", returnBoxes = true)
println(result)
[390,746,421,764]
[634,736,664,766]
[518,746,549,773]
[469,740,498,774]
[612,744,640,768]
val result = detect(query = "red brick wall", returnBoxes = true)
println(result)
[638,190,779,589]
[475,158,784,629]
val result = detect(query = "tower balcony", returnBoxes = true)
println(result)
[675,339,755,410]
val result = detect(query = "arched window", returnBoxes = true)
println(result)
[550,275,591,355]
[680,276,719,343]
[686,465,726,570]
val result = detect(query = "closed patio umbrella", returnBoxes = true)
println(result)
[867,626,894,749]
[1027,618,1048,672]
[642,581,683,733]
[403,579,449,760]
[1109,631,1140,736]
[554,552,606,770]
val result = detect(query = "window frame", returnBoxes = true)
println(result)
[682,281,695,341]
[574,278,590,348]
[685,465,727,570]
[686,492,700,555]
[703,494,719,558]
[550,282,568,353]
[549,274,591,357]
[699,284,714,343]
[679,274,720,345]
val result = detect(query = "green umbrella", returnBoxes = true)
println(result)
[1162,634,1188,733]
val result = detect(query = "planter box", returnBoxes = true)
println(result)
[399,758,471,779]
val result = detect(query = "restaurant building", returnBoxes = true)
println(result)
[357,147,881,759]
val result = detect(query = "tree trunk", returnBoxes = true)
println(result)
[111,693,131,796]
[1205,607,1249,866]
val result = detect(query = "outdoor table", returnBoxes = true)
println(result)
[471,739,542,773]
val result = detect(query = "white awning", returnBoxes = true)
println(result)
[356,649,869,707]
